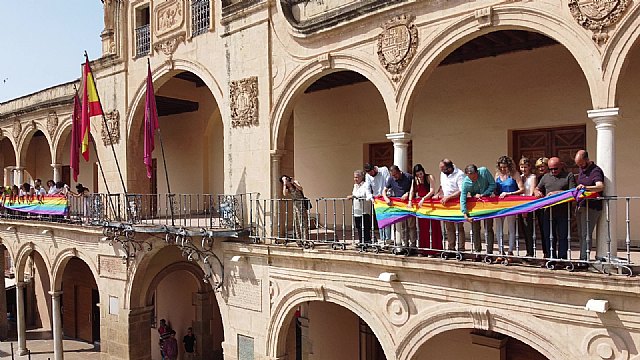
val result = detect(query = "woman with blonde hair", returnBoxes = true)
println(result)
[518,157,537,257]
[494,156,524,255]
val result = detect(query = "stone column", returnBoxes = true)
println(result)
[386,132,411,173]
[194,291,214,360]
[13,167,24,186]
[271,150,285,198]
[0,251,7,340]
[3,167,14,187]
[50,291,64,360]
[127,306,154,360]
[587,108,619,258]
[16,281,28,355]
[51,163,63,183]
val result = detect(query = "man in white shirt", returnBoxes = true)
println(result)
[435,159,466,251]
[364,163,391,243]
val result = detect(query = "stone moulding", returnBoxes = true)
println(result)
[46,111,58,138]
[280,0,406,35]
[568,0,630,45]
[154,32,186,57]
[377,14,418,80]
[101,109,120,146]
[230,76,259,128]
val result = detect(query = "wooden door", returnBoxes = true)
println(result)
[512,125,585,174]
[76,285,93,342]
[368,142,412,172]
[62,166,71,187]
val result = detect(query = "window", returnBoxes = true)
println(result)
[135,6,151,57]
[191,0,210,37]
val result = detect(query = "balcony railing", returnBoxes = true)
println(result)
[0,193,256,232]
[191,0,210,37]
[135,24,151,57]
[249,196,639,276]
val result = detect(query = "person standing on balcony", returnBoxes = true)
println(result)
[281,175,309,240]
[518,157,538,257]
[494,156,524,256]
[34,179,46,203]
[534,157,549,247]
[383,165,415,247]
[408,164,442,252]
[574,150,605,261]
[435,159,467,251]
[364,163,391,244]
[535,157,576,259]
[460,164,496,254]
[46,179,58,195]
[347,170,373,244]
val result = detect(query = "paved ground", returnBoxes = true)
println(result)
[0,330,100,360]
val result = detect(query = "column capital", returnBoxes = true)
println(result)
[270,149,287,160]
[588,107,620,125]
[386,132,411,144]
[13,166,24,171]
[50,163,62,168]
[48,290,63,297]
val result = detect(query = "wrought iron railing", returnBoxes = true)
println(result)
[135,24,151,57]
[249,196,639,276]
[191,0,210,37]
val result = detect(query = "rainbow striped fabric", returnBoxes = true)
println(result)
[4,195,69,215]
[374,188,595,227]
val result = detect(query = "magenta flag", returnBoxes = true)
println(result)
[143,61,159,179]
[70,92,82,181]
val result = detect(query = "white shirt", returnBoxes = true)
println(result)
[522,173,536,196]
[365,166,390,196]
[352,182,373,216]
[440,166,465,196]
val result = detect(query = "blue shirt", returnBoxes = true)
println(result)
[460,167,496,214]
[384,172,413,197]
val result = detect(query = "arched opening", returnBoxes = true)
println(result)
[0,137,17,185]
[129,246,224,360]
[281,301,385,360]
[55,127,98,192]
[22,130,52,186]
[127,71,223,197]
[279,70,390,199]
[408,29,591,172]
[412,328,546,360]
[20,251,52,336]
[60,257,100,344]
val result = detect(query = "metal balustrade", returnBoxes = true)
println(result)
[191,0,210,37]
[249,196,639,275]
[135,24,151,57]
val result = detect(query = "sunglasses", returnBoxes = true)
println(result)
[548,167,559,171]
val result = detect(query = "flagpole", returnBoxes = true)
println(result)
[84,51,130,220]
[73,83,118,220]
[147,58,175,226]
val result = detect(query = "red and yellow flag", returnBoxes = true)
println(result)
[81,55,103,161]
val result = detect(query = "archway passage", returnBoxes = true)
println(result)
[0,137,17,185]
[61,257,99,343]
[127,70,223,197]
[283,301,385,360]
[56,129,98,193]
[413,329,546,360]
[22,130,52,186]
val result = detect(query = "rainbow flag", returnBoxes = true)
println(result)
[4,195,69,215]
[374,188,596,227]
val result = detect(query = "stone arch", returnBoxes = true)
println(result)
[125,58,225,138]
[0,237,16,265]
[266,284,395,360]
[601,4,640,107]
[14,241,52,283]
[50,247,99,291]
[143,261,208,307]
[51,117,73,165]
[270,53,397,150]
[396,303,570,360]
[396,6,602,132]
[17,121,53,167]
[0,135,18,166]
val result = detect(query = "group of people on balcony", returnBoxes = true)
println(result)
[0,178,90,205]
[282,149,605,261]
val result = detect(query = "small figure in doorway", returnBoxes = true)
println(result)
[183,327,197,360]
[162,330,179,360]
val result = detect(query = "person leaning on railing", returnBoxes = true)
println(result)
[347,170,373,244]
[280,175,309,240]
[518,157,538,257]
[574,150,605,261]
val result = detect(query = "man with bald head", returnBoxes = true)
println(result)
[535,157,576,259]
[575,150,605,261]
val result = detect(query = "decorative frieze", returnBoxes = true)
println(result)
[12,120,22,141]
[377,15,418,80]
[101,110,120,146]
[383,293,409,326]
[156,0,185,37]
[154,33,186,57]
[569,0,629,45]
[46,111,58,137]
[230,77,259,128]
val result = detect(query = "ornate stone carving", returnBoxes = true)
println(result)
[154,33,186,57]
[101,110,120,146]
[269,280,280,307]
[47,111,59,137]
[12,120,21,140]
[156,0,185,37]
[583,329,629,360]
[377,15,418,80]
[569,0,630,45]
[469,307,492,331]
[475,7,493,28]
[383,293,409,326]
[230,76,259,128]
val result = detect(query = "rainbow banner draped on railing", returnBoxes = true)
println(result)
[374,188,596,228]
[3,195,69,215]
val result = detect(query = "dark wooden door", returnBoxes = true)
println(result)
[62,166,71,187]
[368,142,412,172]
[512,125,585,174]
[76,285,93,342]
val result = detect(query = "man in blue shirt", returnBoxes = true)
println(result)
[460,164,496,254]
[383,165,416,247]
